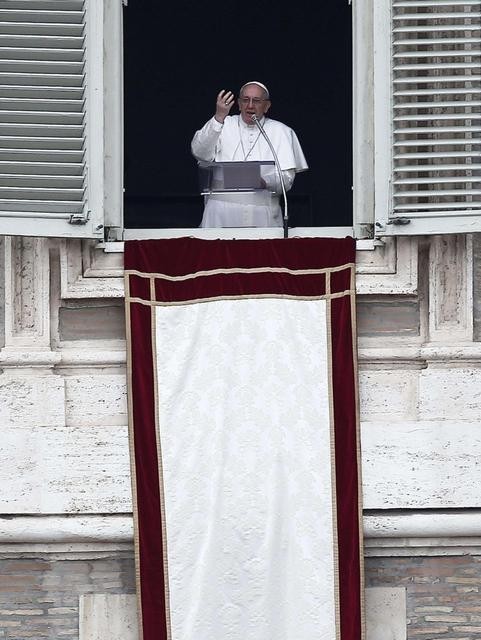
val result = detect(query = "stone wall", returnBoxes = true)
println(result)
[1,552,481,639]
[0,233,480,639]
[0,553,135,639]
[366,555,481,639]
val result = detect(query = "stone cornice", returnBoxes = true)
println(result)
[2,512,481,547]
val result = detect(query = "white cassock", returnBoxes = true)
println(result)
[191,115,308,228]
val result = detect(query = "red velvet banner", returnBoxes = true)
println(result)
[125,237,363,640]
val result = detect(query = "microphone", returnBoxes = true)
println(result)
[251,115,289,238]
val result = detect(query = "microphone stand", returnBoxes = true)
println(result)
[252,115,289,239]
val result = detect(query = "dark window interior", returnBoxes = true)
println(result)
[123,1,352,229]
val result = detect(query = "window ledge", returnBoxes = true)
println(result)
[103,231,383,253]
[120,226,354,243]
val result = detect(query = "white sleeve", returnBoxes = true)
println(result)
[191,117,223,162]
[262,168,296,194]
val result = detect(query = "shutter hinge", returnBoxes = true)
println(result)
[387,217,411,226]
[69,211,90,226]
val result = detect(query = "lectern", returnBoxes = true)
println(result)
[198,160,289,234]
[198,160,276,195]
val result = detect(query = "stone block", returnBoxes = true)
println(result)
[0,373,65,427]
[59,302,125,342]
[79,594,138,640]
[419,368,481,421]
[359,369,419,422]
[0,424,131,513]
[361,421,481,508]
[65,373,127,427]
[365,587,406,640]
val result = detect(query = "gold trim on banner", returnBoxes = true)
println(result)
[124,273,144,640]
[150,274,156,303]
[350,264,366,640]
[125,263,355,281]
[150,300,173,640]
[127,290,353,308]
[326,288,341,640]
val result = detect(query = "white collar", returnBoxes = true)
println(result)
[238,115,266,129]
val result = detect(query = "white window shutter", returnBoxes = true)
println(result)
[0,0,105,238]
[375,0,481,235]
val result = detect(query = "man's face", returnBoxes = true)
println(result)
[238,84,271,125]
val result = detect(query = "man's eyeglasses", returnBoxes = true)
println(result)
[239,97,268,105]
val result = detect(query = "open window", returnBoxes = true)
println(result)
[122,1,353,236]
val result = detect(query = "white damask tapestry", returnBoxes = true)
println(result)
[125,236,363,640]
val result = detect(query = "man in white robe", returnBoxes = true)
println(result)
[191,81,308,228]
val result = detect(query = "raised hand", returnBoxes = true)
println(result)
[215,89,235,124]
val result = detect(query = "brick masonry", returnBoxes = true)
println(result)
[0,554,135,639]
[366,554,481,639]
[1,552,481,638]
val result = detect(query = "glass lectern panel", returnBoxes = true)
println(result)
[199,160,276,195]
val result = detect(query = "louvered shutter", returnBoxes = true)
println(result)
[0,0,105,238]
[375,0,481,235]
